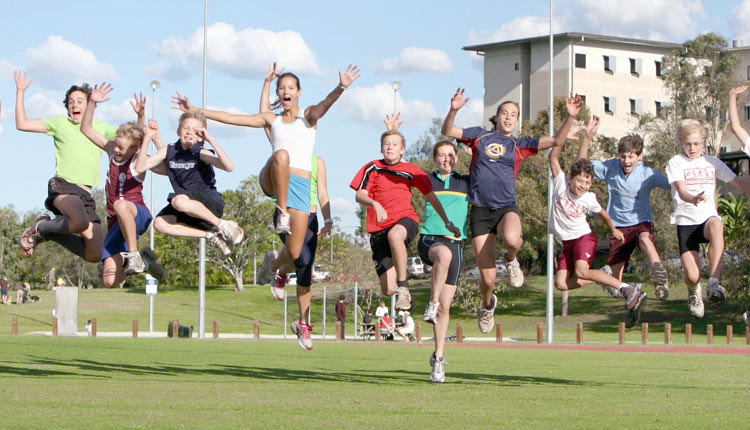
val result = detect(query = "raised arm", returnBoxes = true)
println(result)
[316,157,333,236]
[198,128,234,172]
[14,71,48,133]
[80,83,114,153]
[172,91,273,128]
[130,92,147,129]
[548,140,564,177]
[384,113,403,132]
[728,86,750,145]
[441,88,469,139]
[260,63,283,142]
[577,115,600,161]
[304,64,361,126]
[538,93,583,150]
[135,119,168,175]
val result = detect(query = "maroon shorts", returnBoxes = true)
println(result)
[558,232,597,271]
[607,222,655,266]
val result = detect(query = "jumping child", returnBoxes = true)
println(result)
[577,116,671,299]
[665,119,750,317]
[80,82,166,286]
[350,114,460,312]
[134,112,242,254]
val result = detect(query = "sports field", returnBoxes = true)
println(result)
[1,337,749,429]
[1,281,749,428]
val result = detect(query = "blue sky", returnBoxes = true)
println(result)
[1,0,748,233]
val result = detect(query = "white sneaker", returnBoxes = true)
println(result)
[651,262,669,300]
[123,252,145,275]
[423,301,439,325]
[505,253,524,288]
[477,294,497,334]
[291,319,313,350]
[275,209,291,235]
[217,219,244,246]
[688,292,704,318]
[270,272,287,301]
[207,231,231,256]
[706,279,726,304]
[430,352,446,383]
[395,286,411,311]
[259,250,278,285]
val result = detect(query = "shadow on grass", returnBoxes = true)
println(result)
[9,357,593,387]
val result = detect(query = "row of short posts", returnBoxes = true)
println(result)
[9,317,750,344]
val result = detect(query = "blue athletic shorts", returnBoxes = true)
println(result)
[102,204,153,261]
[287,174,311,213]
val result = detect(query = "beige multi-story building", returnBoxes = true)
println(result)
[463,32,680,141]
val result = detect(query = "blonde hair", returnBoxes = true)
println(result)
[380,130,406,149]
[115,121,144,148]
[179,111,208,129]
[677,119,705,142]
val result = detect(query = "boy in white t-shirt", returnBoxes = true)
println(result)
[728,85,750,156]
[549,142,647,327]
[666,119,750,318]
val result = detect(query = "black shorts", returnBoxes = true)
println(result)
[417,234,463,286]
[157,191,224,232]
[677,220,712,255]
[44,176,100,224]
[469,204,520,238]
[369,217,419,276]
[275,209,319,287]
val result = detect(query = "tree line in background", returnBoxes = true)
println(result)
[0,33,747,311]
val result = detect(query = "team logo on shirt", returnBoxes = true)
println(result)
[485,143,507,159]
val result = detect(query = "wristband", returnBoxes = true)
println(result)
[338,84,347,90]
[325,218,333,224]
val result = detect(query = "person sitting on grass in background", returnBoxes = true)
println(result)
[548,113,648,328]
[577,116,670,300]
[350,114,460,312]
[80,83,166,286]
[134,112,243,255]
[665,119,750,318]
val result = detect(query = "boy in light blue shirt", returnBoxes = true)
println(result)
[578,116,670,300]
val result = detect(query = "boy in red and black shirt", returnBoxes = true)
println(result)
[351,115,459,310]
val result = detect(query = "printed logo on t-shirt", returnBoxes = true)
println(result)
[485,143,507,160]
[169,161,196,170]
[683,166,716,186]
[585,252,591,259]
[556,193,587,218]
[118,172,127,198]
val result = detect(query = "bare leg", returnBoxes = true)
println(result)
[271,149,290,212]
[498,212,523,262]
[169,195,220,227]
[472,233,497,308]
[153,215,209,238]
[704,217,724,279]
[433,283,457,358]
[297,285,311,325]
[102,255,127,288]
[271,209,309,272]
[113,200,139,252]
[387,224,409,283]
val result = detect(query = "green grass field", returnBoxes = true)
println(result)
[1,337,748,429]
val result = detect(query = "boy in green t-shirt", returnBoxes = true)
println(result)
[14,71,145,263]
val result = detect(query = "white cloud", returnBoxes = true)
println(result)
[330,196,358,222]
[456,99,484,126]
[20,92,67,120]
[154,22,320,81]
[730,0,750,45]
[467,1,704,46]
[337,82,438,126]
[375,47,453,74]
[25,36,117,88]
[568,0,705,42]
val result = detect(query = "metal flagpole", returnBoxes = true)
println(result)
[198,0,208,339]
[546,0,555,343]
[147,79,160,333]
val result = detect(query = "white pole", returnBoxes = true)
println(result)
[197,0,208,339]
[546,0,555,344]
[283,292,288,339]
[322,285,327,339]
[148,80,159,333]
[353,282,358,339]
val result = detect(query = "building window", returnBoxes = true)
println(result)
[629,58,642,76]
[575,53,586,69]
[629,98,642,115]
[747,65,750,80]
[514,62,519,71]
[655,61,663,77]
[744,105,750,121]
[579,94,586,105]
[655,101,663,117]
[603,55,614,73]
[604,96,616,114]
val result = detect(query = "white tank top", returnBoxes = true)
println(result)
[270,115,316,171]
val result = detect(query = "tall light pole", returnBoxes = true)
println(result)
[546,0,555,344]
[146,79,160,333]
[391,81,402,115]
